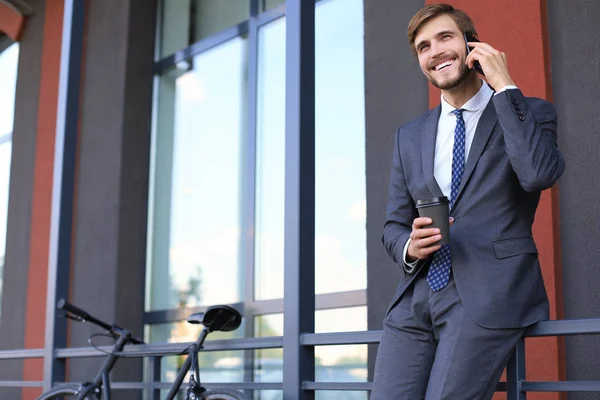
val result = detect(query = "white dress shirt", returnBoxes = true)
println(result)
[402,82,518,272]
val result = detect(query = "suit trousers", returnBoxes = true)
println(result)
[371,268,525,400]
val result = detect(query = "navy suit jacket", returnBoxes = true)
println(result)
[382,88,565,329]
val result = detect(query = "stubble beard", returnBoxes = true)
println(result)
[429,61,471,91]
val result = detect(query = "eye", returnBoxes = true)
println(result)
[442,34,452,40]
[418,44,429,53]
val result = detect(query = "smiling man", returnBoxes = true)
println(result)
[370,4,565,399]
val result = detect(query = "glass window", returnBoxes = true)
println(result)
[260,0,284,12]
[159,0,191,58]
[0,44,19,134]
[254,17,285,301]
[0,43,19,316]
[314,0,366,295]
[192,0,249,42]
[254,0,366,300]
[254,307,368,400]
[0,141,12,313]
[146,37,247,312]
[159,0,250,57]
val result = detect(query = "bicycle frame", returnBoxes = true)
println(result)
[48,300,242,400]
[165,328,210,400]
[75,331,131,400]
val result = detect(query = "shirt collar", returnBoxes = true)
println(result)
[440,80,493,115]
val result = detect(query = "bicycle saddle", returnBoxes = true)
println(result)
[187,305,242,332]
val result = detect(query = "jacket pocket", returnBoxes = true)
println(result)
[493,236,538,259]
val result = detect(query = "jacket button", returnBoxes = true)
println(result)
[517,110,524,115]
[519,115,525,121]
[511,98,518,104]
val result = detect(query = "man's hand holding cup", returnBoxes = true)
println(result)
[406,216,454,262]
[407,197,454,262]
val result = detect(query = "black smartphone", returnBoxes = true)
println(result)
[464,32,485,76]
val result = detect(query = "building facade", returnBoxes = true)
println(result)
[0,0,599,399]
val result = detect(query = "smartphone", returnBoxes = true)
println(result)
[464,32,485,76]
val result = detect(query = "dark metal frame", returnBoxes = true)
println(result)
[283,0,315,398]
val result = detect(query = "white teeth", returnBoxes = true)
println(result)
[435,60,454,71]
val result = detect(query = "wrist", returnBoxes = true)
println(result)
[494,78,515,89]
[406,242,419,262]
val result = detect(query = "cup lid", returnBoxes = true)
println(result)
[416,196,449,207]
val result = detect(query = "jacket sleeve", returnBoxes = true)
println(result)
[492,89,565,192]
[381,127,419,270]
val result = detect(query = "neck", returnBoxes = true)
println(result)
[441,72,482,108]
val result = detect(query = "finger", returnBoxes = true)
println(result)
[465,50,477,68]
[467,41,499,54]
[465,48,483,68]
[416,234,443,248]
[413,227,441,240]
[466,47,492,68]
[413,217,433,229]
[472,45,504,64]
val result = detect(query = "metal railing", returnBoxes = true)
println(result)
[1,318,600,398]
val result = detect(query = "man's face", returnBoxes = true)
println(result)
[414,14,472,90]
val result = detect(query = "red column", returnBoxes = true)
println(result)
[424,1,565,399]
[0,2,26,41]
[22,2,64,399]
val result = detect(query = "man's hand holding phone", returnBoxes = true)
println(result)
[464,36,516,90]
[406,217,454,262]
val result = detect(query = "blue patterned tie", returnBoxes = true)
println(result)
[427,109,466,291]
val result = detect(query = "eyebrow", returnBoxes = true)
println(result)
[415,30,457,51]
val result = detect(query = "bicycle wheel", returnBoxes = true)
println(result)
[36,383,100,400]
[197,389,249,400]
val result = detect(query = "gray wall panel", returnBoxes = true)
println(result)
[548,1,600,398]
[0,1,43,397]
[68,0,155,397]
[364,0,428,377]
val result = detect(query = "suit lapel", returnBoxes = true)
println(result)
[421,105,445,198]
[452,99,498,209]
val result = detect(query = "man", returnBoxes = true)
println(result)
[371,4,565,399]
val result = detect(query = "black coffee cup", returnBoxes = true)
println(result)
[416,197,450,245]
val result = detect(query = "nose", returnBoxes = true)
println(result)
[430,40,444,58]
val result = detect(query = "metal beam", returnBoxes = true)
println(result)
[101,382,283,391]
[242,0,260,395]
[42,0,86,391]
[0,348,43,360]
[303,382,372,391]
[525,319,600,337]
[0,381,43,388]
[507,339,526,400]
[283,0,315,399]
[301,330,382,346]
[521,381,600,392]
[54,336,284,359]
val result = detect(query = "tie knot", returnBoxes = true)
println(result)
[452,108,464,119]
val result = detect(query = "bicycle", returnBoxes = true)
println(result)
[37,299,248,400]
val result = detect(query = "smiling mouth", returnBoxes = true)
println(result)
[434,59,455,71]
